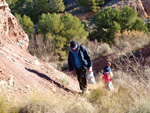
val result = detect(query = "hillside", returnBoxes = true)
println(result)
[65,0,150,20]
[1,0,150,112]
[102,0,150,18]
[1,0,149,99]
[0,0,80,101]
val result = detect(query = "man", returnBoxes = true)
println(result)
[68,41,92,94]
[103,62,112,75]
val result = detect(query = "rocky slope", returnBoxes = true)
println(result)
[0,0,28,49]
[102,0,150,18]
[65,0,150,20]
[0,0,80,101]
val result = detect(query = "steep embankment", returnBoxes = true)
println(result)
[0,0,80,101]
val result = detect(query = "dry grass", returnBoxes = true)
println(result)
[1,68,149,113]
[130,103,150,113]
[0,95,7,113]
[1,55,150,113]
[18,92,97,113]
[86,71,150,113]
[59,76,69,85]
[85,40,114,60]
[114,31,150,56]
[85,51,150,113]
[85,31,150,61]
[2,31,150,113]
[0,91,97,113]
[28,35,57,63]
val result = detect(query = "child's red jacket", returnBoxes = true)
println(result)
[102,72,112,83]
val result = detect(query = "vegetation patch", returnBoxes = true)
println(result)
[91,6,148,44]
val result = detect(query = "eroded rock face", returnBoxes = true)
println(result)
[0,0,80,100]
[142,0,150,16]
[0,0,29,49]
[131,0,148,18]
[103,0,150,18]
[116,0,148,18]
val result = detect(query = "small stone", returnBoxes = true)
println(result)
[52,87,56,93]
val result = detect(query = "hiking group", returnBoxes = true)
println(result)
[68,41,114,94]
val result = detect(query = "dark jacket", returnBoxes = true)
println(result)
[103,65,111,74]
[68,45,92,71]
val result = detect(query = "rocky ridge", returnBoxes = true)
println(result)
[102,0,150,18]
[67,0,150,20]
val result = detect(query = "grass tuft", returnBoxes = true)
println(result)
[0,95,7,113]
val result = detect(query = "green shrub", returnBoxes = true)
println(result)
[77,0,110,12]
[7,0,65,23]
[38,13,88,60]
[130,17,148,32]
[38,13,64,39]
[60,14,88,45]
[147,23,150,32]
[53,35,67,60]
[15,13,34,37]
[77,0,104,12]
[90,6,148,44]
[91,7,120,43]
[33,0,65,14]
[120,6,137,32]
[6,0,26,14]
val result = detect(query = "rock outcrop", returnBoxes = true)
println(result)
[65,0,150,20]
[117,0,148,18]
[0,0,28,50]
[102,0,150,18]
[142,0,150,16]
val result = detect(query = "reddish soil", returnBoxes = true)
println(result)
[0,43,81,100]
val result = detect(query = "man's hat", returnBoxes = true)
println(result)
[70,41,77,48]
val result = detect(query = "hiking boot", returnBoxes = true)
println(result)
[82,88,89,94]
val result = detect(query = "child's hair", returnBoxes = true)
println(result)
[107,62,111,66]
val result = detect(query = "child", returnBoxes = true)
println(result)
[103,62,112,75]
[102,71,114,91]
